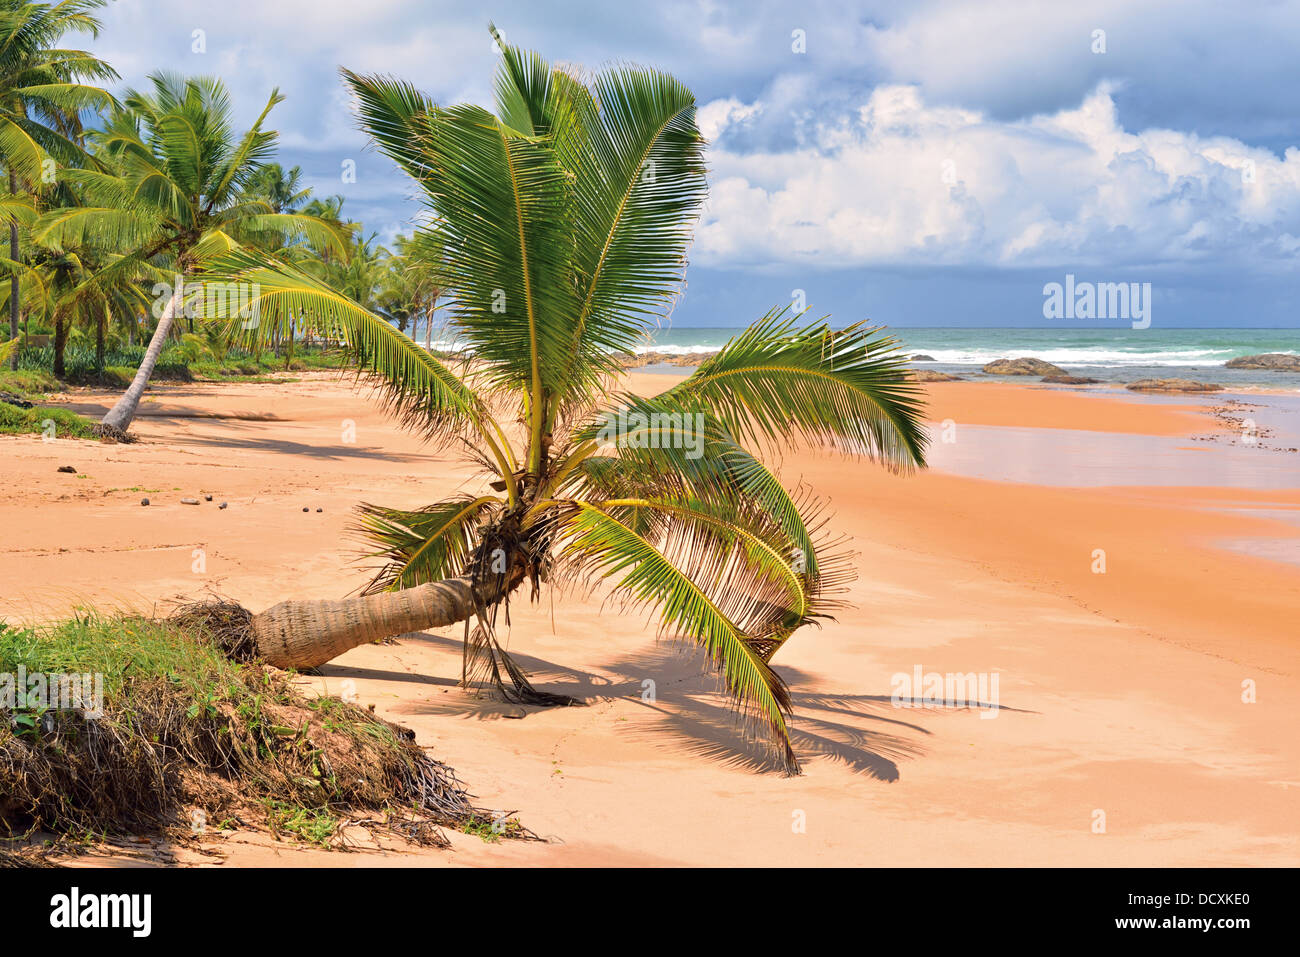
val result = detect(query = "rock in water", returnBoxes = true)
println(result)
[1126,378,1224,393]
[982,357,1069,376]
[911,354,936,361]
[1223,353,1300,371]
[1042,374,1102,384]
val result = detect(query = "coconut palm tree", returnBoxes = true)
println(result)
[204,32,927,772]
[246,161,310,215]
[0,0,118,369]
[33,72,347,437]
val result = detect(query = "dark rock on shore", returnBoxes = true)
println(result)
[1042,374,1101,385]
[982,357,1069,376]
[1223,353,1300,371]
[1126,378,1224,393]
[910,370,965,382]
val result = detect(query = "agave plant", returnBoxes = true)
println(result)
[204,30,927,772]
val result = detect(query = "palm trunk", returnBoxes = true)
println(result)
[8,170,19,371]
[424,300,435,351]
[97,280,183,438]
[96,309,107,371]
[250,572,512,669]
[53,316,67,378]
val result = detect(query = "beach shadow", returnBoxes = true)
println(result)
[373,631,1010,780]
[176,432,437,463]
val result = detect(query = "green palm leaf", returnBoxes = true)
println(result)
[661,307,930,469]
[356,495,502,594]
[558,499,800,772]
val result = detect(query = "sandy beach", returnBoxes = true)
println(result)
[2,371,1297,867]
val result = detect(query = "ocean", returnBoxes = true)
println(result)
[640,326,1300,388]
[409,321,1300,388]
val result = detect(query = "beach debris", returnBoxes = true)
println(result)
[1126,378,1224,393]
[1042,374,1101,385]
[56,465,77,473]
[141,498,150,506]
[218,502,228,509]
[982,357,1069,376]
[1223,353,1300,371]
[181,497,200,505]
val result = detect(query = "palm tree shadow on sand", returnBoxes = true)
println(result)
[321,631,1043,781]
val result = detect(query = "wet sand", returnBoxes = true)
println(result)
[2,372,1297,866]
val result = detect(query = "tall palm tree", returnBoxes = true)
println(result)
[0,0,117,369]
[205,32,927,772]
[34,72,347,437]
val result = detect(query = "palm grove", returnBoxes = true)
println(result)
[3,5,927,772]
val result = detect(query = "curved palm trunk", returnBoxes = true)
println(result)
[250,567,522,669]
[97,281,183,437]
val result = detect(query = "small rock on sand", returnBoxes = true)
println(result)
[1042,374,1101,385]
[181,498,200,505]
[141,498,150,506]
[983,357,1069,376]
[57,465,77,474]
[1126,378,1224,393]
[204,494,213,502]
[218,502,228,509]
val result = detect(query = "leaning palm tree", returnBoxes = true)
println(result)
[0,0,118,369]
[203,32,927,772]
[33,72,346,437]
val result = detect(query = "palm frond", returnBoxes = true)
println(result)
[196,249,513,482]
[556,499,800,772]
[355,495,502,594]
[660,307,930,469]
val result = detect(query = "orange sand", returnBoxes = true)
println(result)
[2,372,1297,866]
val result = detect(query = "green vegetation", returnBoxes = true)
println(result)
[0,401,93,437]
[0,610,518,858]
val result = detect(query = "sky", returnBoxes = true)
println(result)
[84,0,1300,328]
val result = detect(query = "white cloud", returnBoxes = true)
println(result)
[695,83,1300,271]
